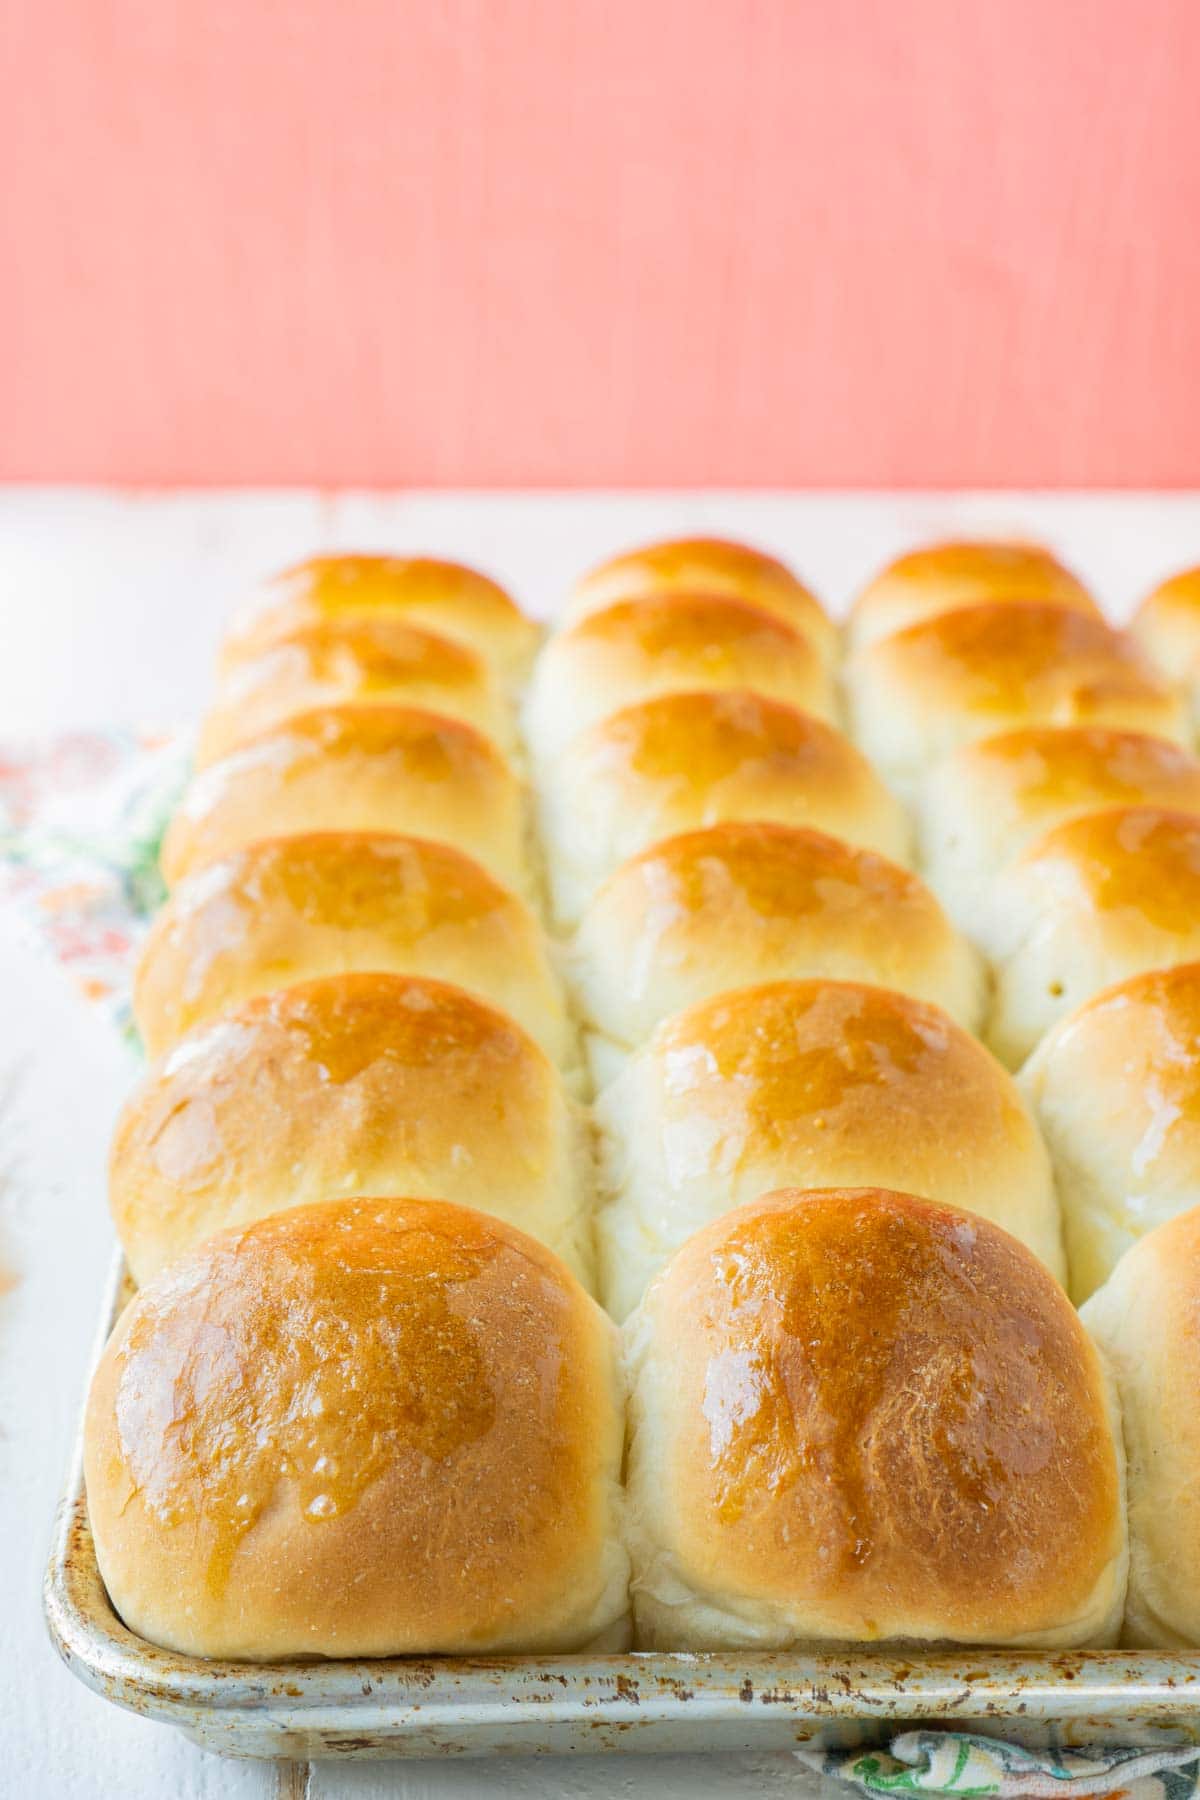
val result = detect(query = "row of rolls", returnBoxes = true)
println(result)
[85,538,1200,1663]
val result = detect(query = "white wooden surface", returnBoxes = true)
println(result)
[4,490,1200,1798]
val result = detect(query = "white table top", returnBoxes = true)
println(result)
[5,489,1199,1797]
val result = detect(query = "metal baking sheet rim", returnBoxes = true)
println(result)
[43,1254,1200,1760]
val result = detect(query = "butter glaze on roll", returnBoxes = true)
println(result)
[524,594,838,762]
[221,554,540,686]
[596,979,1064,1319]
[920,727,1200,935]
[85,1198,628,1659]
[198,618,513,766]
[538,690,911,927]
[1083,1207,1200,1647]
[1022,963,1200,1301]
[847,603,1187,800]
[159,706,528,890]
[626,1187,1126,1651]
[847,539,1095,652]
[1133,565,1200,719]
[565,536,836,664]
[112,973,593,1285]
[134,831,573,1067]
[571,823,984,1075]
[985,805,1200,1068]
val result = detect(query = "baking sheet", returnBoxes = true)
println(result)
[43,1254,1200,1760]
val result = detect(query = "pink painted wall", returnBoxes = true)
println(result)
[4,0,1199,487]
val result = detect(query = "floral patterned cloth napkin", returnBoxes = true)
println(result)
[0,727,189,1053]
[1,729,1198,1800]
[796,1734,1200,1799]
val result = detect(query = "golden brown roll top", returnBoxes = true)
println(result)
[523,593,838,762]
[1132,564,1200,708]
[846,602,1187,800]
[134,831,573,1067]
[85,1197,628,1659]
[198,617,513,766]
[565,535,836,664]
[159,706,528,890]
[986,805,1200,1068]
[1022,962,1200,1301]
[111,972,593,1286]
[847,539,1095,652]
[596,979,1064,1320]
[1083,1207,1200,1648]
[625,1187,1126,1651]
[571,823,984,1071]
[919,726,1200,935]
[220,553,540,686]
[538,690,911,927]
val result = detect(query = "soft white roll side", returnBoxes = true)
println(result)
[985,806,1200,1068]
[1132,565,1200,726]
[1021,962,1200,1301]
[1083,1207,1200,1647]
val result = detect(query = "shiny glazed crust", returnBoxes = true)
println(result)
[159,705,529,890]
[538,689,911,926]
[571,821,983,1054]
[524,592,838,761]
[199,617,513,765]
[596,980,1064,1319]
[565,536,836,663]
[847,540,1095,651]
[85,1197,629,1659]
[626,1187,1126,1650]
[847,602,1188,798]
[220,554,540,684]
[112,972,594,1286]
[135,831,572,1065]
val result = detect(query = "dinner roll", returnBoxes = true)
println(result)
[571,823,984,1077]
[1022,963,1200,1301]
[920,727,1200,934]
[86,1197,628,1659]
[626,1188,1126,1651]
[159,706,528,890]
[566,536,836,663]
[220,554,539,686]
[133,832,573,1067]
[848,539,1095,652]
[847,604,1187,801]
[197,618,512,766]
[596,980,1064,1320]
[538,691,911,927]
[1132,565,1200,704]
[986,806,1200,1068]
[523,594,837,763]
[1083,1208,1200,1647]
[111,973,592,1286]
